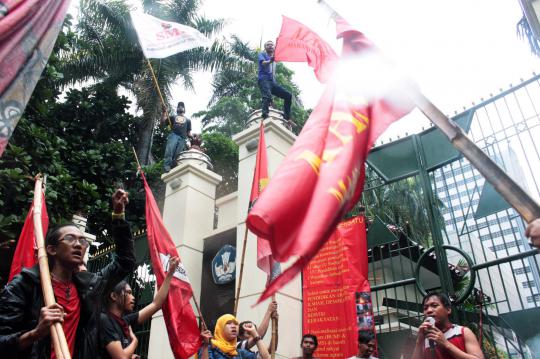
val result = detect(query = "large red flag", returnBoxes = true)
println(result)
[8,192,49,281]
[141,173,201,358]
[249,121,281,284]
[274,16,338,83]
[0,0,71,156]
[247,19,415,302]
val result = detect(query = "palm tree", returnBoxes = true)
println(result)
[59,0,232,164]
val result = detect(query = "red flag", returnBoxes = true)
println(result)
[0,0,70,156]
[274,16,338,83]
[247,19,415,302]
[249,122,281,284]
[142,173,201,358]
[9,192,49,281]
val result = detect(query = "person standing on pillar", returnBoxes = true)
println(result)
[258,40,292,122]
[162,101,192,172]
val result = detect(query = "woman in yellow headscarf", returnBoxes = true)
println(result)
[199,314,270,359]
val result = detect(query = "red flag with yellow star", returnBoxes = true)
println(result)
[247,18,415,302]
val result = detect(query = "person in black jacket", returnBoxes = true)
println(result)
[0,189,136,359]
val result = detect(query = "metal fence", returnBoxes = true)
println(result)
[363,74,540,358]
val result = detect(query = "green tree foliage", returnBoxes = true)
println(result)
[202,132,239,197]
[194,36,311,136]
[60,0,231,164]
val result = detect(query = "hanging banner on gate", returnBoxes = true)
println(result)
[302,216,367,358]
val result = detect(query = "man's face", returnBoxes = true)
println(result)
[358,339,376,358]
[48,226,88,269]
[265,41,274,54]
[176,104,185,115]
[121,284,136,312]
[223,320,239,341]
[301,337,317,355]
[423,296,451,325]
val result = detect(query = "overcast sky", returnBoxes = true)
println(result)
[71,0,540,141]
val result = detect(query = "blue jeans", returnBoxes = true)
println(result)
[258,79,292,120]
[164,132,187,171]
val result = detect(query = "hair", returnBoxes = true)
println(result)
[358,331,375,344]
[301,333,318,348]
[238,320,256,338]
[264,40,273,46]
[106,280,129,309]
[177,101,185,108]
[422,292,452,309]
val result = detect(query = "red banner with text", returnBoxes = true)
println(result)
[302,216,368,358]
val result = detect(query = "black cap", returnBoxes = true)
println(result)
[177,101,185,108]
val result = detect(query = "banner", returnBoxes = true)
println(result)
[130,11,211,59]
[142,172,201,358]
[302,216,367,358]
[0,0,71,156]
[8,191,49,281]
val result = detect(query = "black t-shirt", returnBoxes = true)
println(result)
[169,115,191,138]
[100,311,139,359]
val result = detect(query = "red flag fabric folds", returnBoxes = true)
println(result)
[8,192,48,281]
[247,19,414,302]
[249,122,281,284]
[0,0,70,156]
[274,16,338,83]
[142,173,201,358]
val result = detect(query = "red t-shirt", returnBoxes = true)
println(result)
[423,325,466,359]
[51,278,81,359]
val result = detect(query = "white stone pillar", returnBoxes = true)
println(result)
[232,112,302,358]
[147,152,221,359]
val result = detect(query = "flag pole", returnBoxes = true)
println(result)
[145,57,173,129]
[233,226,249,316]
[316,0,540,223]
[270,294,277,359]
[33,174,71,359]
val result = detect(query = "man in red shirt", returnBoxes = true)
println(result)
[412,293,484,359]
[0,189,136,359]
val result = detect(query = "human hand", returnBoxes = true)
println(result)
[34,304,65,339]
[112,189,129,214]
[416,321,432,341]
[242,322,259,337]
[129,326,138,344]
[424,325,448,348]
[526,218,540,249]
[201,329,212,344]
[267,300,277,314]
[166,256,180,278]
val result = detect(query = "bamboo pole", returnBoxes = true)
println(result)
[145,57,172,128]
[233,226,249,316]
[33,175,71,359]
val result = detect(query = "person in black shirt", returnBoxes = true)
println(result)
[162,101,192,172]
[100,257,180,359]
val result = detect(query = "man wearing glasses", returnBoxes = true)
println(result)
[0,189,136,359]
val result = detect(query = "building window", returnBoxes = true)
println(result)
[514,267,532,275]
[488,241,521,252]
[523,281,536,289]
[526,294,540,303]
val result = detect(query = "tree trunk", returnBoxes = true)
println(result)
[136,115,156,165]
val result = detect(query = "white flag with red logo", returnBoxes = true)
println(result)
[130,11,211,59]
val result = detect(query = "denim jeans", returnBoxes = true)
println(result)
[258,79,292,120]
[164,132,187,171]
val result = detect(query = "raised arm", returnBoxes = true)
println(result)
[244,323,270,359]
[137,257,180,324]
[245,300,277,349]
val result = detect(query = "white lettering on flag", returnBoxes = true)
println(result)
[130,11,211,59]
[160,252,190,284]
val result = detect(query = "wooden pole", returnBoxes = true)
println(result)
[412,93,540,223]
[270,294,277,359]
[233,226,249,316]
[33,175,71,359]
[145,58,172,128]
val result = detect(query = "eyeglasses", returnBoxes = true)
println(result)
[59,234,90,248]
